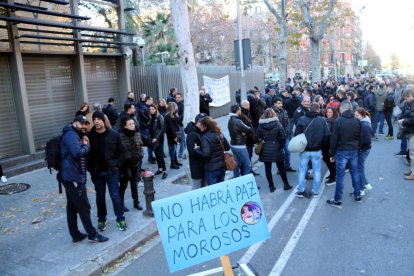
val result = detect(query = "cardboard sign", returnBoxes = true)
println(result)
[152,174,270,272]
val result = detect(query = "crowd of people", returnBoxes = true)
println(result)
[59,73,414,243]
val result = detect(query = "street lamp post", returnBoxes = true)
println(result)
[135,37,146,66]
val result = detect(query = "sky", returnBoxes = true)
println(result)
[351,0,414,68]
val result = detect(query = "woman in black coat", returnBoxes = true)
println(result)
[194,116,230,185]
[149,104,167,179]
[257,108,292,192]
[164,102,181,169]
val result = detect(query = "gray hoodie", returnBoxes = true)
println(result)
[375,88,387,112]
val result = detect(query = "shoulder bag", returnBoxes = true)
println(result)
[217,135,237,171]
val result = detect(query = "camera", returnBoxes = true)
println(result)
[123,48,132,58]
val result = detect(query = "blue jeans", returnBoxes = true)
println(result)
[284,138,291,169]
[92,170,125,222]
[178,126,186,157]
[206,169,226,185]
[231,146,252,178]
[297,151,322,194]
[376,111,385,134]
[358,149,370,187]
[168,143,177,163]
[334,150,361,201]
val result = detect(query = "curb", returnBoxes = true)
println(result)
[66,221,159,276]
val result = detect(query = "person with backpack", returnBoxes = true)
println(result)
[103,97,119,127]
[60,115,108,243]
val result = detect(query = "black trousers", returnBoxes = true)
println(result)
[120,164,139,203]
[0,163,3,176]
[322,147,336,179]
[385,111,393,136]
[154,143,166,171]
[62,181,96,239]
[264,161,288,188]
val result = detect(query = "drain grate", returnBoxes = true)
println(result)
[0,183,31,195]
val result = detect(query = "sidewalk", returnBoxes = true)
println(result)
[0,114,256,275]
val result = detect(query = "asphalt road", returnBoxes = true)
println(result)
[108,129,414,276]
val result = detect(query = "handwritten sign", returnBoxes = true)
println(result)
[152,174,270,272]
[203,75,231,107]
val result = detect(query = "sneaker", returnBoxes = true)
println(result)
[404,170,412,176]
[296,191,304,198]
[162,172,168,179]
[325,178,336,186]
[404,175,414,180]
[345,169,349,173]
[378,132,385,135]
[286,167,297,172]
[117,220,127,231]
[72,232,87,243]
[313,193,319,198]
[305,174,313,180]
[385,135,394,140]
[98,221,107,232]
[1,175,7,183]
[360,190,365,196]
[325,175,332,180]
[395,151,406,157]
[88,233,109,243]
[252,171,260,176]
[364,184,372,190]
[355,195,362,202]
[326,199,342,208]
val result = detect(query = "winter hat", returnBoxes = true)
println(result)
[92,111,105,122]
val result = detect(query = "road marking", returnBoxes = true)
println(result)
[269,172,329,276]
[238,187,297,264]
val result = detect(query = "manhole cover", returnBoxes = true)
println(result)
[0,183,31,195]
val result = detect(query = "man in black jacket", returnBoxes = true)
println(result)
[293,95,311,126]
[294,103,330,198]
[228,104,254,178]
[103,97,119,127]
[398,86,414,180]
[175,93,186,159]
[199,88,213,116]
[284,90,301,139]
[274,97,296,172]
[87,111,127,231]
[327,101,362,207]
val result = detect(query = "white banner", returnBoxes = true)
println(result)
[203,75,230,107]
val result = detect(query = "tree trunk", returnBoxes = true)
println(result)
[310,38,320,83]
[279,18,287,87]
[170,0,199,125]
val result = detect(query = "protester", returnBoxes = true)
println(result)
[60,115,108,243]
[294,103,330,198]
[323,107,338,185]
[398,86,414,180]
[185,113,208,189]
[158,99,167,117]
[87,111,127,231]
[355,107,373,194]
[164,102,181,169]
[383,86,395,140]
[375,82,388,135]
[103,97,119,127]
[75,102,90,117]
[257,108,292,192]
[194,116,230,185]
[228,104,253,178]
[148,104,167,179]
[199,88,213,116]
[364,84,377,139]
[175,93,186,160]
[327,101,362,207]
[119,117,144,212]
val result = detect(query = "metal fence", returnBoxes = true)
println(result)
[130,65,264,118]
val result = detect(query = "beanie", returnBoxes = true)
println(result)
[92,111,105,122]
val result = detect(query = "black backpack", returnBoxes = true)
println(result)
[45,135,63,193]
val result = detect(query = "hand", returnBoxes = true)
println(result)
[194,145,200,149]
[152,138,157,143]
[398,119,404,125]
[330,157,335,162]
[82,136,89,145]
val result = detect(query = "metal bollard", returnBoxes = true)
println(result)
[142,171,155,217]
